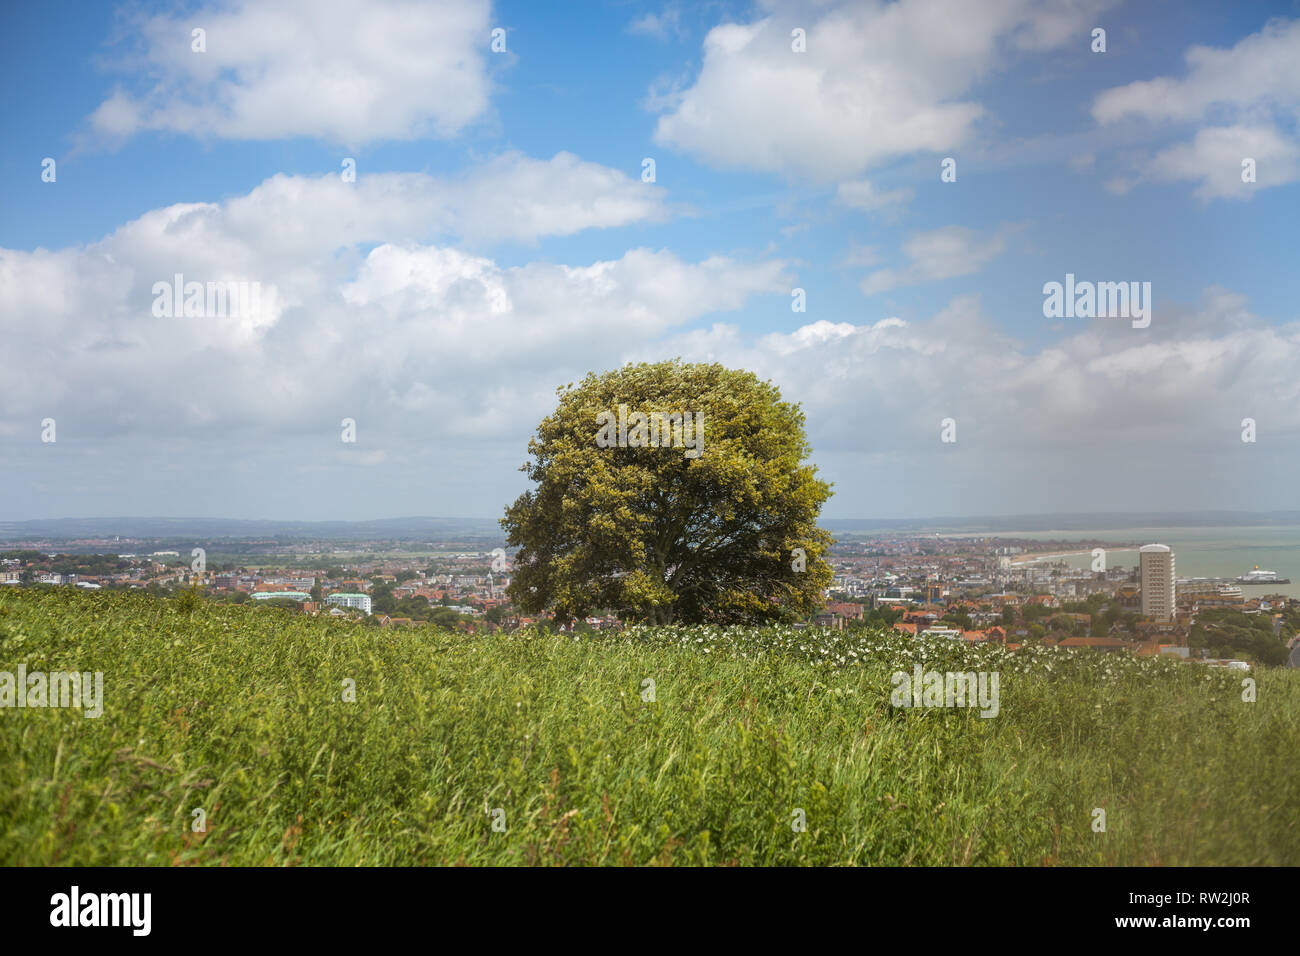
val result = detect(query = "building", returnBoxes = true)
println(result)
[1056,636,1135,653]
[826,602,865,621]
[1116,583,1141,609]
[919,625,963,640]
[251,591,312,602]
[1139,544,1175,623]
[327,592,373,615]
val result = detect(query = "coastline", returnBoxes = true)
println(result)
[1009,547,1133,565]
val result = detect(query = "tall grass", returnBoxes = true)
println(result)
[1,587,1296,865]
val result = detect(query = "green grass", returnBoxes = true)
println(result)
[1,587,1296,865]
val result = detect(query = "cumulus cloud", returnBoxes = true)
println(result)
[1092,18,1300,198]
[649,290,1300,459]
[1147,125,1300,200]
[99,152,668,275]
[859,225,1008,294]
[645,290,1300,515]
[0,164,786,446]
[1092,19,1300,126]
[88,0,493,144]
[835,179,914,214]
[3,166,1295,516]
[651,0,1117,182]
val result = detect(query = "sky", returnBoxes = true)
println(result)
[1,0,1298,522]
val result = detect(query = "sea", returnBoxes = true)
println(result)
[985,526,1300,600]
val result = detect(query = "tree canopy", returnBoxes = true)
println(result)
[502,361,833,625]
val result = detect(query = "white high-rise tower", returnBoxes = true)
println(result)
[1139,544,1175,622]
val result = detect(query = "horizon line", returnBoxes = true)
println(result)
[3,510,1300,527]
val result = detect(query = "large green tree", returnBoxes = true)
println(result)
[502,361,833,625]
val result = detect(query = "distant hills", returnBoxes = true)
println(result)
[2,511,1299,543]
[0,516,502,542]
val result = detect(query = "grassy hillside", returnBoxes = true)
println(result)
[1,587,1296,865]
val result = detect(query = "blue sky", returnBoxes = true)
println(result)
[1,0,1298,520]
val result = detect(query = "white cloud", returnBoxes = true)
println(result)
[445,152,673,242]
[1092,19,1300,126]
[651,0,1116,182]
[859,226,1008,294]
[101,153,668,273]
[0,168,786,446]
[758,319,858,357]
[1148,125,1300,200]
[4,177,1296,517]
[835,179,914,214]
[1092,18,1300,198]
[89,0,493,144]
[630,6,684,40]
[646,290,1300,515]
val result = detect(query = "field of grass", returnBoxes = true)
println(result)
[1,587,1297,865]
